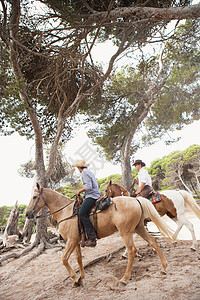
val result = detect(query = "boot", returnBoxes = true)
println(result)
[82,239,96,248]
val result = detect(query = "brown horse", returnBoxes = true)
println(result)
[105,181,200,250]
[26,183,174,286]
[105,180,130,197]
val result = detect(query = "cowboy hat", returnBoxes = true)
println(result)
[72,159,90,168]
[132,159,146,167]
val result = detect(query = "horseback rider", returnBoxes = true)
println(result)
[72,159,101,248]
[132,159,153,198]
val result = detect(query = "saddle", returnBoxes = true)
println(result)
[73,196,112,243]
[73,196,112,216]
[147,191,162,204]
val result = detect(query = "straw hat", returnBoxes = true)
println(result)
[132,159,146,167]
[72,160,89,168]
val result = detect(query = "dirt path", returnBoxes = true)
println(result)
[0,213,200,300]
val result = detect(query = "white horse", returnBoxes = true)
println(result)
[160,190,200,250]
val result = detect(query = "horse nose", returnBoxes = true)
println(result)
[26,210,34,219]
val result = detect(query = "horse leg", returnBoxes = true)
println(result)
[118,232,136,284]
[135,220,168,274]
[74,244,85,280]
[62,239,82,287]
[175,215,198,250]
[171,217,183,241]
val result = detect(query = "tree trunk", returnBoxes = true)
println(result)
[177,165,193,194]
[2,201,19,246]
[22,218,35,243]
[34,207,48,245]
[121,135,133,190]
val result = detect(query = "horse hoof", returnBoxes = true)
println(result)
[190,246,196,251]
[119,279,127,286]
[160,270,167,275]
[72,277,83,288]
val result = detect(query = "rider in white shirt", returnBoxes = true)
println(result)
[132,159,152,198]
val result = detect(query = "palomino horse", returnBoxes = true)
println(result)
[105,181,200,250]
[26,183,174,287]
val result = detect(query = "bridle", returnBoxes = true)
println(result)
[31,188,46,214]
[32,188,76,223]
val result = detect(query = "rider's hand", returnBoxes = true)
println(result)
[76,191,80,196]
[132,192,138,197]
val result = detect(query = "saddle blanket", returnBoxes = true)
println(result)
[149,192,162,204]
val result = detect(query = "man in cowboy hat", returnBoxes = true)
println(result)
[132,159,152,198]
[72,160,101,247]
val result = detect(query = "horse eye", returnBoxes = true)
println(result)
[33,196,37,200]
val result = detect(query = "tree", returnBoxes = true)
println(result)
[87,20,200,189]
[0,0,199,261]
[0,0,128,256]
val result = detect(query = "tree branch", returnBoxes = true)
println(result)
[85,5,200,25]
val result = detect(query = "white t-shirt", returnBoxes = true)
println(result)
[138,168,152,187]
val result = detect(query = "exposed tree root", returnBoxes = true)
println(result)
[16,240,45,271]
[0,235,66,282]
[0,241,36,266]
[0,240,45,282]
[1,241,125,284]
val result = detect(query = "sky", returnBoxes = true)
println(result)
[0,1,200,207]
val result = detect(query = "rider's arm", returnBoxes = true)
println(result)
[135,182,145,195]
[77,171,93,196]
[76,187,86,196]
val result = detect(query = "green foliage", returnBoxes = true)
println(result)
[57,181,83,199]
[87,64,147,162]
[149,144,200,193]
[144,20,200,144]
[0,206,10,229]
[57,174,123,197]
[0,204,27,230]
[97,174,122,194]
[18,205,27,228]
[131,168,138,179]
[57,145,200,198]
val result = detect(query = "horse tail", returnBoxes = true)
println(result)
[137,197,175,241]
[179,190,200,219]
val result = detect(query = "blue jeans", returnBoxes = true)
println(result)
[78,197,97,240]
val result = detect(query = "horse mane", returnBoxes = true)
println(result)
[112,183,130,195]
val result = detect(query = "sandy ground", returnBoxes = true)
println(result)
[0,210,200,300]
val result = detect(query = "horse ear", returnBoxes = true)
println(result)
[109,180,112,185]
[36,182,40,190]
